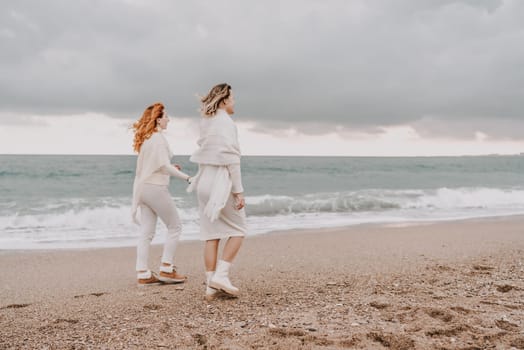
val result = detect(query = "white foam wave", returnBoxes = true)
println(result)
[2,187,524,249]
[0,205,201,249]
[246,187,524,215]
[408,187,524,210]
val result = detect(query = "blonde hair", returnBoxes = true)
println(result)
[132,102,164,153]
[200,83,231,117]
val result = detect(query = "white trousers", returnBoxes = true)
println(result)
[136,183,182,271]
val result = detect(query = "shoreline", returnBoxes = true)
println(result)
[2,213,524,254]
[1,215,523,349]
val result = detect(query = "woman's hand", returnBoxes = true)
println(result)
[233,192,245,210]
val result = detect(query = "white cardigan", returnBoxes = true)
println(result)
[188,109,242,222]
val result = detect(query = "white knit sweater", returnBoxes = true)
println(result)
[188,109,242,222]
[131,132,187,224]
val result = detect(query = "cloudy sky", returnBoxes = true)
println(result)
[1,0,524,156]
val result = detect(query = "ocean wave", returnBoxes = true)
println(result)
[114,170,134,175]
[408,187,524,210]
[246,187,524,216]
[0,170,85,179]
[1,205,199,230]
[0,205,201,249]
[3,187,524,218]
[45,171,83,178]
[246,193,400,215]
[0,171,23,177]
[2,186,524,249]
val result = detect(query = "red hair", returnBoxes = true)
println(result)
[132,102,164,153]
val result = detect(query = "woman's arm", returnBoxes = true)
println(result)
[227,163,245,210]
[160,164,191,182]
[226,163,244,194]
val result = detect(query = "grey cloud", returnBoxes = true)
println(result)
[1,0,523,140]
[0,112,50,126]
[412,116,524,141]
[248,121,384,137]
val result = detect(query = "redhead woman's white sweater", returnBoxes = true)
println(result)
[132,132,187,224]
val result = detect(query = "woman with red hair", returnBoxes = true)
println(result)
[131,102,192,285]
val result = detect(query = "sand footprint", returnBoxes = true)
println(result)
[472,264,494,272]
[367,331,415,349]
[450,306,471,314]
[425,324,470,337]
[143,304,163,311]
[495,319,519,332]
[74,292,109,298]
[369,300,390,310]
[425,307,453,322]
[0,303,31,310]
[510,336,524,349]
[496,284,516,293]
[268,328,336,347]
[53,318,79,324]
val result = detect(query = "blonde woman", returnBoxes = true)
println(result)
[188,83,246,299]
[131,102,191,285]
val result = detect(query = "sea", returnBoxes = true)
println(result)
[1,155,523,249]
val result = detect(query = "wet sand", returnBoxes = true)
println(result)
[1,216,523,349]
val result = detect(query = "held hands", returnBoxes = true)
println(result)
[233,192,245,210]
[172,164,192,184]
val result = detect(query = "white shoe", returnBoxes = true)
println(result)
[209,260,239,297]
[205,271,219,301]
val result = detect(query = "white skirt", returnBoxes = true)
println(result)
[196,165,247,241]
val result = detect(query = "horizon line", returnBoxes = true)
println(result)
[1,153,523,158]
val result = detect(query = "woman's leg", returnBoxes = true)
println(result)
[222,236,244,262]
[204,239,220,299]
[204,239,220,271]
[209,236,244,296]
[136,204,157,273]
[142,186,182,266]
[156,196,182,267]
[140,185,185,283]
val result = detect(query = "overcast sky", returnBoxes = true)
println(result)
[1,0,524,156]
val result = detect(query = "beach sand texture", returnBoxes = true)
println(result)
[1,217,523,349]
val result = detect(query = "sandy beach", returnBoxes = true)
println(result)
[1,216,523,349]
